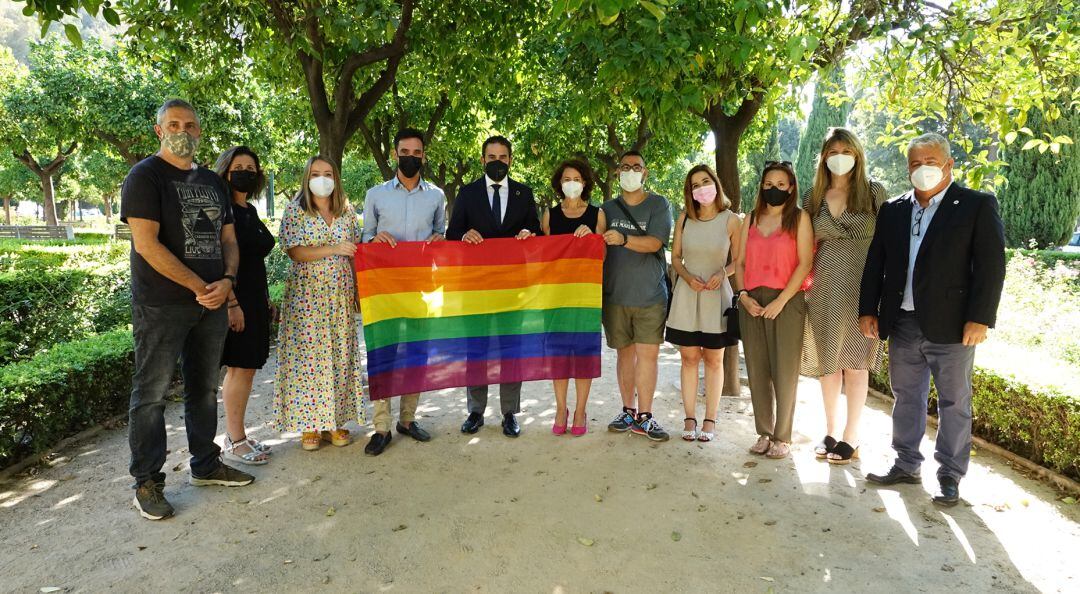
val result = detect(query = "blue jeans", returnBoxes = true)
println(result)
[888,312,976,480]
[128,303,228,486]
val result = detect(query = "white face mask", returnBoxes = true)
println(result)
[910,165,944,192]
[308,176,335,198]
[826,154,856,176]
[619,170,644,192]
[561,180,584,199]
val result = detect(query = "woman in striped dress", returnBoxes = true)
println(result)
[801,127,886,464]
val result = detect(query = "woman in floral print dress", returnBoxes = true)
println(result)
[274,156,364,451]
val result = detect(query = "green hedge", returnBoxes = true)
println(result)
[871,355,1080,482]
[0,267,131,365]
[0,328,134,467]
[1005,247,1080,271]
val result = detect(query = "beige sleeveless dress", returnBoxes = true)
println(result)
[665,210,738,349]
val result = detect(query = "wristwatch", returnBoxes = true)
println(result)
[223,274,237,289]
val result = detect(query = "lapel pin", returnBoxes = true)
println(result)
[953,200,959,204]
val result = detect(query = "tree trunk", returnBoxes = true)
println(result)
[103,194,113,224]
[40,173,58,226]
[3,195,10,225]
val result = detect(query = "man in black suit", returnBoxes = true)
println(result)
[859,132,1006,507]
[446,135,542,437]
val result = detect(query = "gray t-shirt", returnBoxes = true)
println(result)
[601,193,673,307]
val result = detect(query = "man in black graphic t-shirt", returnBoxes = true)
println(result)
[120,99,254,521]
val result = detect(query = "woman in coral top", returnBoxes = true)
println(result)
[733,161,814,460]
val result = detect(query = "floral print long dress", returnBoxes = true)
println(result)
[273,199,365,432]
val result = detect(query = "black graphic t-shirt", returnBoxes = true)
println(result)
[121,155,234,305]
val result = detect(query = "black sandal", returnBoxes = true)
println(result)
[814,435,837,459]
[827,441,859,465]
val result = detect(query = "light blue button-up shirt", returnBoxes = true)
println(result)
[361,176,447,243]
[901,182,951,311]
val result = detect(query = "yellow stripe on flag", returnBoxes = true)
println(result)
[359,283,602,325]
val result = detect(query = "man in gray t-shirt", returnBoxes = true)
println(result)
[600,151,674,442]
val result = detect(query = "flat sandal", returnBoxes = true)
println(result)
[827,441,859,465]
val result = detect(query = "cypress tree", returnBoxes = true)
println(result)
[1000,106,1080,248]
[795,66,852,192]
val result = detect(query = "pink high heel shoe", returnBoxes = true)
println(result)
[552,408,569,435]
[570,409,588,436]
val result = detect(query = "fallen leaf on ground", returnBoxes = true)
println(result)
[757,478,772,483]
[764,520,777,526]
[759,577,775,582]
[743,461,758,468]
[872,507,886,513]
[671,532,681,542]
[697,504,707,512]
[39,588,63,593]
[645,483,658,490]
[594,494,603,502]
[1063,497,1077,505]
[691,491,699,498]
[941,564,955,572]
[577,537,594,547]
[283,560,293,565]
[326,507,336,517]
[392,524,407,531]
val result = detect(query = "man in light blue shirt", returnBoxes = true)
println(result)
[900,182,950,310]
[361,128,446,456]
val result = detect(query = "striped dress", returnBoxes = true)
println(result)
[800,182,886,377]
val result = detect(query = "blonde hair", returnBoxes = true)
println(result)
[298,155,347,217]
[682,164,731,220]
[808,127,876,216]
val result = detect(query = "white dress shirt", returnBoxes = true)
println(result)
[485,174,511,225]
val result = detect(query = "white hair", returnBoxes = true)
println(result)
[155,99,200,126]
[907,132,951,159]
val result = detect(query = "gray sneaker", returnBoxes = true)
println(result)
[189,462,255,487]
[607,408,636,432]
[133,480,174,520]
[631,414,670,442]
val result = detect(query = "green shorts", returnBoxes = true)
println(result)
[602,302,667,349]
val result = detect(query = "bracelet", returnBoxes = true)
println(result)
[620,233,629,246]
[228,303,241,309]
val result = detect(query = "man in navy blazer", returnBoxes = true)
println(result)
[859,132,1006,507]
[446,135,542,438]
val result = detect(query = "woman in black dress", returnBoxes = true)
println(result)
[213,146,276,465]
[541,159,607,436]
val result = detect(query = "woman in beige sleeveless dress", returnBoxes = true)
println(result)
[667,165,740,443]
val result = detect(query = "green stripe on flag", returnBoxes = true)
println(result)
[363,307,602,351]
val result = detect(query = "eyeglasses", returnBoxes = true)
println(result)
[912,206,926,237]
[618,164,644,173]
[764,160,793,168]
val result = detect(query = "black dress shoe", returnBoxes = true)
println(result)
[502,413,521,437]
[866,465,922,485]
[461,412,484,434]
[396,421,432,442]
[364,431,391,456]
[932,476,960,507]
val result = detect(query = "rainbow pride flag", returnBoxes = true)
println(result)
[356,234,604,400]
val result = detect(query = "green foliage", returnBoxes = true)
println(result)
[0,241,130,364]
[794,66,851,191]
[1000,106,1080,249]
[0,327,134,467]
[996,252,1080,366]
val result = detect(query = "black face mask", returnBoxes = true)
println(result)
[485,159,509,183]
[398,155,423,178]
[762,187,790,207]
[229,170,259,194]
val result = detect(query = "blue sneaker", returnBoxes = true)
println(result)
[607,408,636,432]
[631,413,670,442]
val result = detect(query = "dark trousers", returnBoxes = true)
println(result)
[467,383,522,416]
[129,303,228,486]
[888,312,976,480]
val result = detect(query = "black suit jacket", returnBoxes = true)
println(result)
[446,177,542,240]
[859,183,1006,344]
